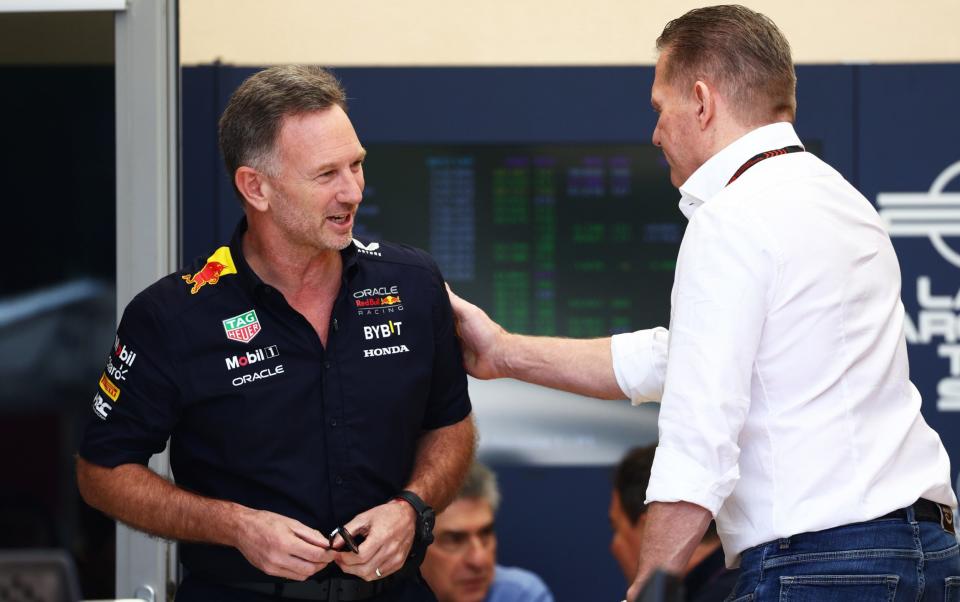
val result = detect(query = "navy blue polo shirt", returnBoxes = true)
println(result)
[80,219,472,582]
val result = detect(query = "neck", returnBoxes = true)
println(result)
[242,220,343,297]
[704,117,762,163]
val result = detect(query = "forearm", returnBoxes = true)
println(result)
[498,334,625,400]
[403,415,476,512]
[635,501,712,583]
[76,456,248,547]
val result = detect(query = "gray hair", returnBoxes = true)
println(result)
[457,461,501,513]
[218,64,347,203]
[656,4,797,124]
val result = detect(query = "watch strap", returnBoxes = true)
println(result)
[394,490,435,546]
[394,490,428,514]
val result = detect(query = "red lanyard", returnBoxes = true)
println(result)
[726,145,804,186]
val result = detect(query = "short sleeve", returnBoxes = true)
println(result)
[78,293,182,467]
[420,255,472,430]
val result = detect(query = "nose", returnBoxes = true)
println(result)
[652,120,662,147]
[337,170,364,206]
[463,536,493,568]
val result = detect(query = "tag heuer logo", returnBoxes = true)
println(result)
[223,309,262,343]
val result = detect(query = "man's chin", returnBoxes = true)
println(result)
[334,233,354,251]
[319,231,354,252]
[453,577,492,602]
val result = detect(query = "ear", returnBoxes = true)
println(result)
[693,80,715,131]
[235,166,272,212]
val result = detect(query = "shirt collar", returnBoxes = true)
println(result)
[677,122,803,219]
[228,217,264,296]
[227,217,362,297]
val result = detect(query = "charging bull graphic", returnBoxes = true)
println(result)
[181,246,238,294]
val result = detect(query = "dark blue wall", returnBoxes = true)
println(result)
[181,64,960,601]
[856,65,960,469]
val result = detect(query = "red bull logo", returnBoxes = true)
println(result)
[181,246,237,294]
[355,295,404,308]
[183,261,227,294]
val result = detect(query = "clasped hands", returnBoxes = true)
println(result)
[235,498,417,582]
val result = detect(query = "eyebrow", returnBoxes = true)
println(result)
[311,148,367,177]
[437,521,496,536]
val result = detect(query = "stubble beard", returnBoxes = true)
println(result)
[273,188,353,253]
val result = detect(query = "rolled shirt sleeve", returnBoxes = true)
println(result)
[645,200,778,516]
[611,327,669,404]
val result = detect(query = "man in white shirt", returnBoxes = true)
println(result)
[448,5,959,601]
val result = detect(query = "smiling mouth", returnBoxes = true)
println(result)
[328,213,352,225]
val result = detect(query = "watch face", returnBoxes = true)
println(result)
[422,508,436,543]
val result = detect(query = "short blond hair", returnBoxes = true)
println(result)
[657,5,797,124]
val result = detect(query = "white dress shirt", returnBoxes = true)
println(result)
[618,122,956,567]
[611,327,669,403]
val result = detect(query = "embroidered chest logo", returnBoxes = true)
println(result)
[363,345,410,358]
[225,345,280,370]
[223,309,262,343]
[364,320,402,340]
[354,284,405,316]
[182,246,238,294]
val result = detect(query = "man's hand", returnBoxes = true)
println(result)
[625,501,712,602]
[76,459,340,581]
[446,284,509,379]
[334,499,416,581]
[446,285,632,399]
[235,508,337,581]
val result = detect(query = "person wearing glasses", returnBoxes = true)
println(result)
[421,462,553,602]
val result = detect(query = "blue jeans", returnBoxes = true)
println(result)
[726,506,960,601]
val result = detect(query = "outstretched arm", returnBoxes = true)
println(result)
[76,457,335,580]
[448,285,666,401]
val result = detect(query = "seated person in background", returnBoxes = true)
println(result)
[421,462,554,602]
[610,446,738,602]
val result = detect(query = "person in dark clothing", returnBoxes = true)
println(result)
[76,65,476,601]
[610,446,738,602]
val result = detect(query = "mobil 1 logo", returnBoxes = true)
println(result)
[225,345,280,371]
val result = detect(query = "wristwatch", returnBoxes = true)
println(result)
[394,490,435,547]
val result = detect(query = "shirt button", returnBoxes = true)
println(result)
[324,361,331,369]
[330,418,338,427]
[335,475,343,485]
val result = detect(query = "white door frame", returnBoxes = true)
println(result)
[114,0,180,599]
